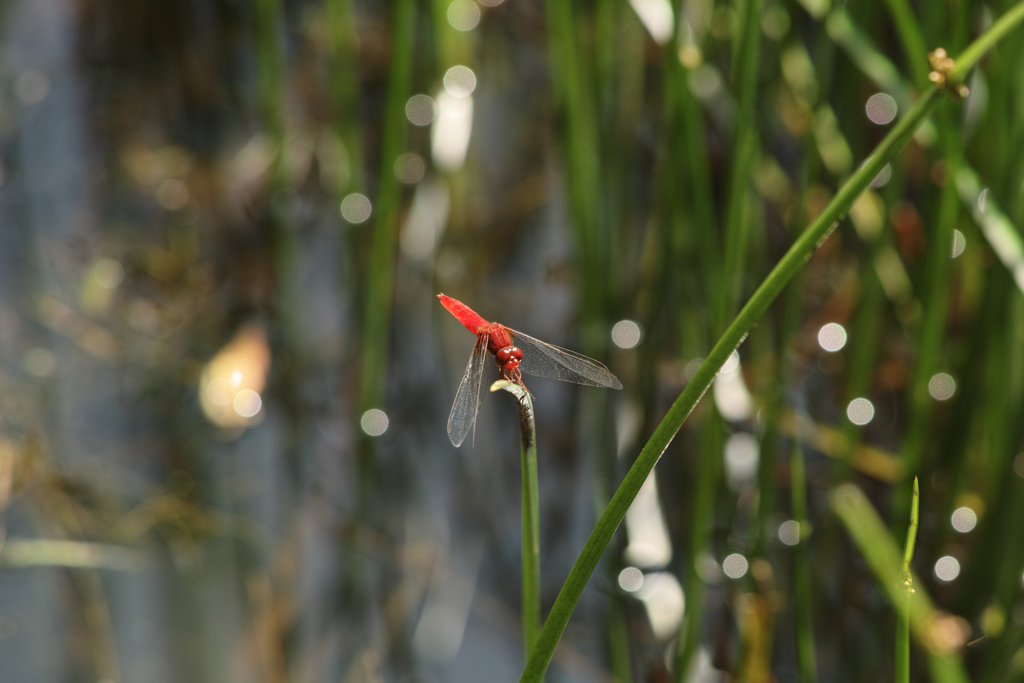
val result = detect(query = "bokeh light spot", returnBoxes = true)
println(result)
[847,398,875,425]
[779,520,800,546]
[817,322,847,352]
[341,193,372,223]
[405,94,437,126]
[951,507,977,533]
[394,153,426,184]
[720,350,740,374]
[928,373,956,401]
[870,163,892,188]
[233,389,262,418]
[361,409,389,436]
[94,259,124,289]
[611,320,642,349]
[935,556,960,582]
[951,229,966,258]
[443,66,477,98]
[447,0,481,31]
[618,567,644,592]
[724,433,759,490]
[1014,453,1024,478]
[865,93,898,125]
[722,553,748,579]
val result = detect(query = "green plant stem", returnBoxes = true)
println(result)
[357,0,416,413]
[493,380,542,659]
[791,441,817,683]
[832,483,967,683]
[325,0,363,193]
[718,0,763,327]
[896,477,920,683]
[545,0,604,329]
[517,8,1024,677]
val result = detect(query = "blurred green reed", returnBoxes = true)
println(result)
[358,0,416,416]
[790,441,817,683]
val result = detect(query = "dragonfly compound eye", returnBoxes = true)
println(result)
[496,347,513,364]
[509,347,523,361]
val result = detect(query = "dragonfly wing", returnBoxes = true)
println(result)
[508,328,623,390]
[448,333,490,447]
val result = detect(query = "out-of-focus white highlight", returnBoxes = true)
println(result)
[618,567,644,592]
[951,507,977,533]
[400,179,450,260]
[714,351,753,422]
[724,433,759,491]
[628,0,674,45]
[341,193,372,223]
[928,373,956,400]
[447,0,481,30]
[870,163,892,188]
[199,325,270,429]
[611,320,642,348]
[779,520,800,546]
[865,93,898,124]
[817,322,847,352]
[935,556,960,582]
[624,472,673,568]
[1014,453,1024,478]
[951,229,966,258]
[361,409,389,437]
[233,390,262,418]
[634,572,684,640]
[431,92,473,172]
[695,552,722,584]
[443,66,477,98]
[406,94,437,126]
[722,554,748,579]
[847,398,875,425]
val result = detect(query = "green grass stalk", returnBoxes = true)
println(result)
[881,0,929,89]
[790,441,818,683]
[357,0,416,413]
[896,477,920,683]
[325,0,364,193]
[831,483,966,683]
[518,9,1024,678]
[492,380,541,658]
[717,0,763,327]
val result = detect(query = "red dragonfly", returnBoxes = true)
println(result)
[438,293,623,447]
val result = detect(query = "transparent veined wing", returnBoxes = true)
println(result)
[447,333,490,447]
[508,328,623,390]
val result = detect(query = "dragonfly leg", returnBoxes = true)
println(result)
[511,367,534,400]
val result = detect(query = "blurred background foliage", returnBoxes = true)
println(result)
[2,0,1024,680]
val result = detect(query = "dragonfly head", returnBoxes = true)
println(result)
[495,346,523,377]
